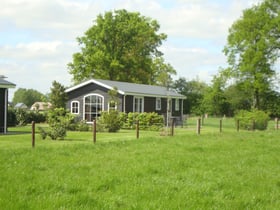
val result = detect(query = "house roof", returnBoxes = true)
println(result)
[66,79,185,99]
[0,76,16,88]
[15,103,28,109]
[30,102,52,111]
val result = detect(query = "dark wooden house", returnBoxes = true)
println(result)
[0,76,16,134]
[66,79,185,124]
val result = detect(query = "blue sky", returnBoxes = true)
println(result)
[0,0,260,100]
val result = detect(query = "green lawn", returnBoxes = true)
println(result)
[1,118,280,209]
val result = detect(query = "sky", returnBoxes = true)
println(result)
[0,0,261,100]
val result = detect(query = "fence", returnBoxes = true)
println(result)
[30,117,279,147]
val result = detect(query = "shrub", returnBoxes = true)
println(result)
[41,108,75,140]
[15,109,28,126]
[98,110,122,132]
[123,112,164,131]
[235,109,270,130]
[38,126,66,140]
[76,120,90,131]
[26,111,46,124]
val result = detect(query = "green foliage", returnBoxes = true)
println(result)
[12,88,46,107]
[235,109,270,130]
[123,112,164,131]
[98,110,122,132]
[40,108,75,140]
[68,9,171,85]
[15,109,27,126]
[38,126,48,140]
[223,0,280,109]
[8,108,46,126]
[151,57,177,86]
[173,77,208,115]
[68,120,90,132]
[201,73,231,116]
[26,111,46,123]
[49,80,67,109]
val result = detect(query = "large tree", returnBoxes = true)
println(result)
[223,0,280,109]
[68,9,173,85]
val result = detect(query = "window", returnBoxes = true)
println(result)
[134,97,144,112]
[71,101,79,114]
[108,100,117,110]
[155,98,161,110]
[175,99,180,111]
[84,94,104,122]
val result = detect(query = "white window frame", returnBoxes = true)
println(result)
[83,94,104,122]
[71,101,79,114]
[108,100,117,111]
[133,96,144,113]
[155,97,161,111]
[175,99,180,111]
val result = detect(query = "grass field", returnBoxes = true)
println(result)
[1,118,280,209]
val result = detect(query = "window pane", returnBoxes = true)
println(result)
[84,95,103,121]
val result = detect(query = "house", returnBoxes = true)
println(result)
[65,79,186,124]
[14,102,28,109]
[30,102,52,111]
[0,76,16,134]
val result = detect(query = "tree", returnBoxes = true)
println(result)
[151,57,177,87]
[68,9,172,85]
[173,77,208,114]
[49,81,67,109]
[12,88,46,107]
[201,73,230,116]
[223,0,280,109]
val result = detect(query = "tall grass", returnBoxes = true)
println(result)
[1,118,280,209]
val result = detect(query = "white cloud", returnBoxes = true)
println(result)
[0,0,263,101]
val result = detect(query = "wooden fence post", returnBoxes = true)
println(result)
[136,120,139,139]
[32,121,35,148]
[171,118,175,136]
[197,118,201,135]
[275,118,279,130]
[220,119,222,133]
[93,120,96,144]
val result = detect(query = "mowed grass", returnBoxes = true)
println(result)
[1,118,280,209]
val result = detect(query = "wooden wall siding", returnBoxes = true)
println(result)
[0,89,5,132]
[67,83,123,120]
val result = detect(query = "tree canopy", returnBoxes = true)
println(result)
[12,88,46,107]
[223,0,280,109]
[49,81,67,109]
[68,9,175,85]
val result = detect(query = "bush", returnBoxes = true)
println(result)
[38,126,66,140]
[41,108,75,140]
[235,109,270,130]
[15,109,28,126]
[123,112,164,131]
[26,111,46,124]
[98,110,122,132]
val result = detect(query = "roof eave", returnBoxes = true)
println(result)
[123,92,186,99]
[66,79,125,95]
[0,84,16,89]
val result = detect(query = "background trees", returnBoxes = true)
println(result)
[68,9,175,85]
[12,88,46,107]
[223,0,280,110]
